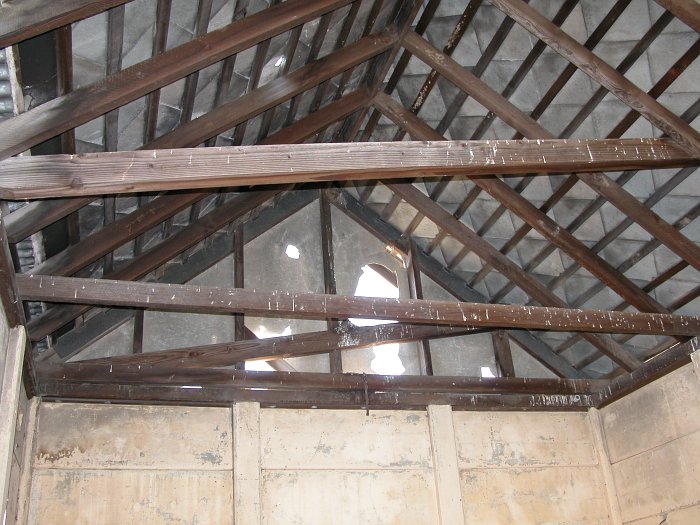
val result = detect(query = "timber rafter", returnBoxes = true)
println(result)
[0,0,699,409]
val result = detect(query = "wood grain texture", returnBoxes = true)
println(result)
[0,0,352,160]
[77,323,474,367]
[0,139,692,199]
[489,0,700,157]
[16,275,700,336]
[654,0,700,33]
[0,0,133,47]
[35,363,601,395]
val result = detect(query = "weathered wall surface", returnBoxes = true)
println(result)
[21,402,620,524]
[27,404,234,524]
[454,412,611,524]
[1,325,33,525]
[600,359,700,525]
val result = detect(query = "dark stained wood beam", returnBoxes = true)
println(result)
[145,27,397,149]
[330,188,588,379]
[37,362,602,396]
[24,190,281,341]
[0,138,692,200]
[386,36,700,276]
[489,0,700,157]
[385,182,645,370]
[4,198,93,244]
[595,337,699,407]
[0,0,134,48]
[320,188,342,373]
[37,379,594,411]
[407,240,433,375]
[16,275,700,337]
[75,323,474,367]
[28,192,208,278]
[143,0,172,144]
[373,92,670,318]
[0,0,353,160]
[262,89,371,145]
[492,330,515,377]
[654,0,700,33]
[50,190,318,360]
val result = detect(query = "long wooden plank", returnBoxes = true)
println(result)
[75,323,474,367]
[489,0,700,157]
[5,73,367,255]
[24,83,350,342]
[394,34,700,276]
[16,275,700,336]
[0,0,352,160]
[37,362,601,394]
[37,381,594,410]
[654,0,700,33]
[28,192,208,277]
[0,138,692,200]
[51,190,318,359]
[148,27,397,149]
[374,92,668,317]
[0,0,133,47]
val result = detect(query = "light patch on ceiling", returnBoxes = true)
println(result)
[371,343,405,375]
[285,244,300,259]
[274,56,286,67]
[246,325,293,371]
[349,264,405,375]
[349,264,399,327]
[480,366,496,378]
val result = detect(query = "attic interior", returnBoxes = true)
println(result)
[0,0,699,523]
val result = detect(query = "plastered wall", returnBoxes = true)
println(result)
[599,359,700,525]
[19,401,616,524]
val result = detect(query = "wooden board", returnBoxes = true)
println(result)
[17,275,700,337]
[0,139,693,199]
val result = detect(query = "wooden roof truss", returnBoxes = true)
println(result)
[0,0,698,410]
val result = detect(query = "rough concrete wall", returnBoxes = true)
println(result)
[454,412,611,524]
[599,360,700,524]
[22,402,619,524]
[27,404,234,524]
